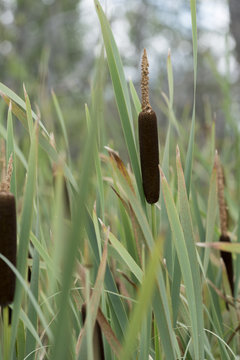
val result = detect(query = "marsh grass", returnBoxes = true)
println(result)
[0,0,240,359]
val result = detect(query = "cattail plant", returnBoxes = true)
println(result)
[138,49,159,204]
[0,153,16,306]
[216,153,234,295]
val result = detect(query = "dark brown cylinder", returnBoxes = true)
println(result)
[138,110,160,204]
[0,192,16,306]
[219,234,234,295]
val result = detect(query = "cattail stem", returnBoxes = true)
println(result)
[3,307,10,356]
[151,204,157,239]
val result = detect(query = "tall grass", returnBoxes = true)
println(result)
[0,1,240,359]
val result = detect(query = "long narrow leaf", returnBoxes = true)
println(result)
[160,166,204,360]
[119,240,162,360]
[94,0,145,206]
[51,103,97,360]
[10,122,38,358]
[112,166,179,358]
[184,0,198,196]
[176,145,204,359]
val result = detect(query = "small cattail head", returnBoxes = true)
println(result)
[216,153,228,236]
[0,192,17,306]
[0,149,16,306]
[215,153,234,295]
[219,234,234,295]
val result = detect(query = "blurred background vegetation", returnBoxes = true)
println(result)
[0,0,240,158]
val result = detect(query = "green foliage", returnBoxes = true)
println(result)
[0,1,240,359]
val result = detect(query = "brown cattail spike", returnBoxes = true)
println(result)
[138,49,159,204]
[219,235,234,295]
[216,153,228,236]
[0,153,16,306]
[216,153,234,295]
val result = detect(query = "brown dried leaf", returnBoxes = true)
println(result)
[97,307,122,356]
[111,186,142,265]
[105,146,135,194]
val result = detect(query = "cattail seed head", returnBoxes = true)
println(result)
[138,110,159,203]
[0,151,16,306]
[216,153,234,295]
[138,49,159,204]
[216,153,228,236]
[219,234,234,295]
[0,191,16,306]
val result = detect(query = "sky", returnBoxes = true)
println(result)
[79,0,236,80]
[1,0,234,79]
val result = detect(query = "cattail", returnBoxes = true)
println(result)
[138,49,159,204]
[219,234,234,295]
[0,153,16,306]
[216,152,234,295]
